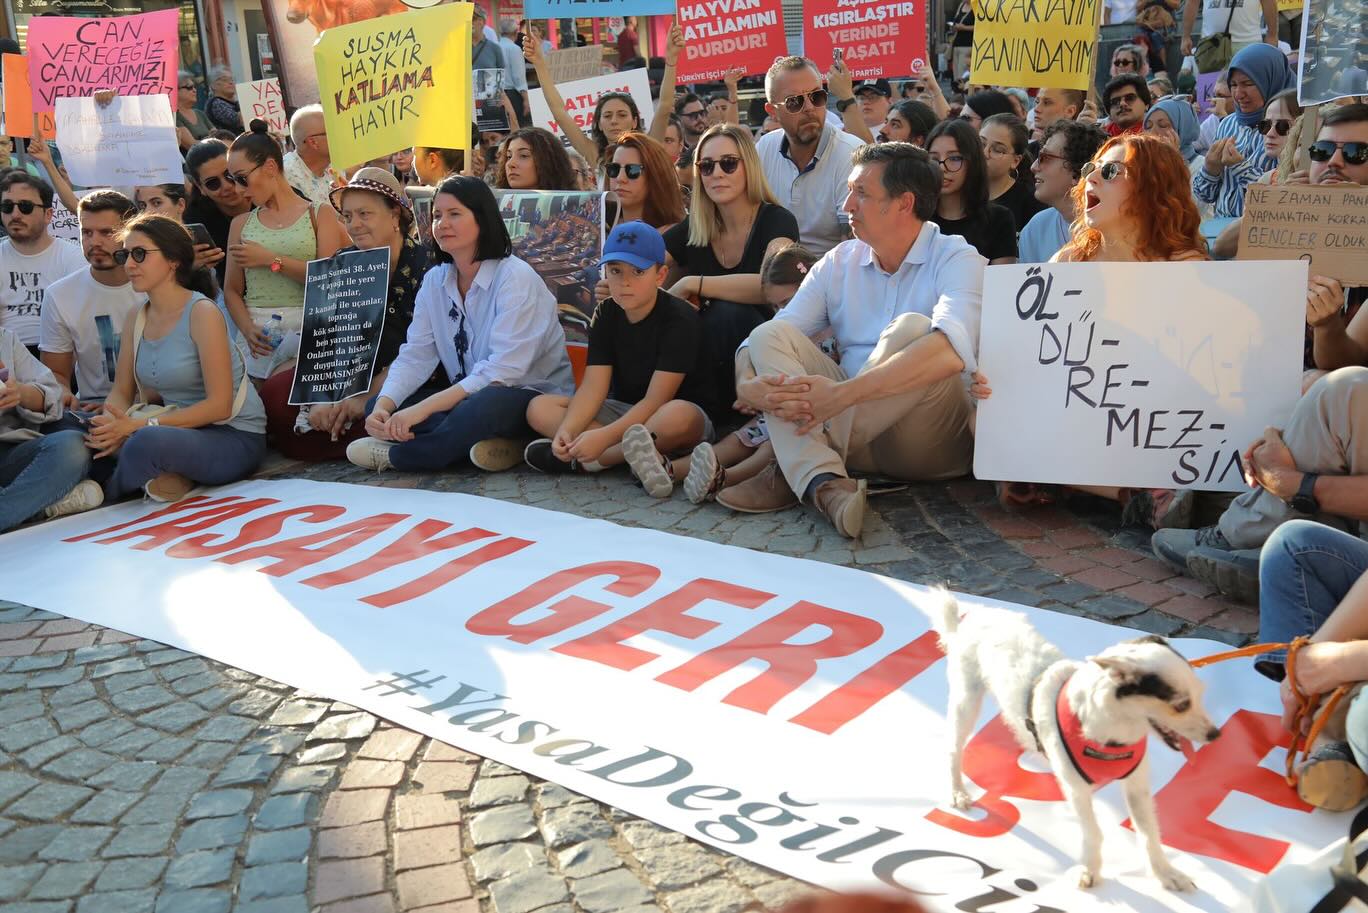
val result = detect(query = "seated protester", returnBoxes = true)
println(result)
[726,143,983,538]
[184,139,251,289]
[347,176,573,473]
[1030,88,1086,144]
[1019,120,1108,263]
[663,124,800,419]
[1209,91,1309,260]
[0,327,101,532]
[282,105,344,209]
[524,221,713,490]
[973,135,1206,523]
[1193,43,1294,217]
[568,150,596,191]
[413,146,465,186]
[661,114,687,170]
[1142,96,1201,163]
[259,168,432,461]
[40,191,144,410]
[606,133,684,231]
[880,99,938,147]
[1101,74,1151,137]
[224,121,346,381]
[391,148,417,185]
[495,127,580,191]
[135,184,190,220]
[960,89,1015,129]
[0,172,87,355]
[87,215,267,503]
[980,113,1045,232]
[926,120,1017,264]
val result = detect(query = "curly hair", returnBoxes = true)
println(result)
[606,132,684,228]
[1041,119,1108,180]
[1060,134,1206,263]
[495,127,578,191]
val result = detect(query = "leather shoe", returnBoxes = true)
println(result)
[813,477,866,538]
[717,461,798,513]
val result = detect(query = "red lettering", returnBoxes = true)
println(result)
[466,561,660,644]
[165,505,344,559]
[925,714,1061,838]
[83,498,280,551]
[789,630,944,734]
[554,578,774,670]
[358,536,535,608]
[63,494,242,543]
[301,521,496,591]
[216,513,409,577]
[656,600,884,714]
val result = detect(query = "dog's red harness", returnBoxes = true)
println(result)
[1054,678,1147,787]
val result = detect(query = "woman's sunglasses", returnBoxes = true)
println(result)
[777,88,828,114]
[112,247,160,265]
[0,200,41,215]
[225,163,264,187]
[1256,118,1292,136]
[1081,161,1126,181]
[696,155,741,177]
[606,162,644,180]
[1308,140,1368,165]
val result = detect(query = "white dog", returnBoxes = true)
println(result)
[930,589,1221,891]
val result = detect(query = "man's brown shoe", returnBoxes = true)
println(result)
[716,462,798,513]
[813,477,867,538]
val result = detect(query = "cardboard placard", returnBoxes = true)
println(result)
[528,70,653,148]
[288,247,391,406]
[547,45,604,84]
[1237,183,1368,286]
[970,0,1102,90]
[237,78,289,137]
[802,0,928,80]
[676,0,789,83]
[497,190,605,317]
[54,94,183,186]
[974,261,1305,491]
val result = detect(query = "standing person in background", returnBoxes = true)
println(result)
[1109,43,1150,78]
[926,119,1017,264]
[1182,0,1281,68]
[852,79,894,134]
[0,173,86,355]
[282,105,342,209]
[175,72,211,152]
[950,0,975,84]
[498,19,530,126]
[134,185,189,221]
[204,66,244,134]
[568,150,596,191]
[980,113,1045,232]
[960,90,1016,129]
[1018,120,1108,262]
[617,16,640,64]
[184,139,251,290]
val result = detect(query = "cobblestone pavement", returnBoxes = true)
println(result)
[0,460,1258,913]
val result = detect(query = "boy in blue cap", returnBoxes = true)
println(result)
[524,221,715,492]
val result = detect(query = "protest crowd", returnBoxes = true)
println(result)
[1,0,1368,821]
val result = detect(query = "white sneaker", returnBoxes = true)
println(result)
[44,479,104,520]
[622,424,673,498]
[347,437,396,471]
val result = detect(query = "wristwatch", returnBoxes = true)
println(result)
[836,96,858,114]
[270,257,284,273]
[1289,472,1320,514]
[147,417,160,428]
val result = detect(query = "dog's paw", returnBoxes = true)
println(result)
[1154,866,1196,892]
[1077,868,1099,889]
[951,789,972,811]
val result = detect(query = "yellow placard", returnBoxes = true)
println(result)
[970,0,1103,90]
[1277,0,1303,11]
[314,3,472,169]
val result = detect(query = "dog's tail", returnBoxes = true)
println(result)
[928,585,961,648]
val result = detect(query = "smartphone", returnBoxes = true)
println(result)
[185,223,215,248]
[0,367,9,382]
[833,47,844,64]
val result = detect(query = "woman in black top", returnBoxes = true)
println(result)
[980,113,1045,233]
[926,119,1017,264]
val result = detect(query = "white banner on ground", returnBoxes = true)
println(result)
[975,261,1305,492]
[0,478,1342,910]
[529,69,653,147]
[53,95,183,187]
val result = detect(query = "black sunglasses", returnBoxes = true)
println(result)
[1081,161,1126,181]
[1308,140,1368,165]
[1,200,42,215]
[1108,92,1141,110]
[606,162,644,180]
[226,163,264,187]
[113,247,160,265]
[199,175,227,192]
[680,108,707,119]
[777,88,828,114]
[696,155,742,177]
[1256,118,1292,136]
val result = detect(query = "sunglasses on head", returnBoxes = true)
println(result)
[1081,161,1126,181]
[696,155,741,177]
[112,247,159,265]
[606,162,644,180]
[1257,118,1292,136]
[1308,140,1368,165]
[777,88,828,114]
[0,200,42,215]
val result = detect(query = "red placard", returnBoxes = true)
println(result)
[675,0,788,84]
[802,0,927,81]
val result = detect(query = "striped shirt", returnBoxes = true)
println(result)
[1191,115,1274,217]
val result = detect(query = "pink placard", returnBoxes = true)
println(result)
[675,0,789,84]
[26,9,180,116]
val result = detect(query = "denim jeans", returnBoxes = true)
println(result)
[369,384,538,472]
[1258,520,1368,674]
[0,430,92,532]
[105,425,266,500]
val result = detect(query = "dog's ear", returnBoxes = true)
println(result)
[1090,654,1142,684]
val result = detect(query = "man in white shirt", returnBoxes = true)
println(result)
[722,143,983,537]
[498,18,530,125]
[283,105,341,208]
[40,190,145,409]
[1182,0,1280,72]
[0,173,86,354]
[756,57,864,259]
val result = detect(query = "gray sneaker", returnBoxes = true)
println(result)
[1151,524,1234,573]
[1186,546,1261,605]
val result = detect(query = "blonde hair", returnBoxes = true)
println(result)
[687,124,777,248]
[1276,112,1307,181]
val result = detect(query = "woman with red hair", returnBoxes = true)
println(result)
[971,134,1207,527]
[605,132,686,233]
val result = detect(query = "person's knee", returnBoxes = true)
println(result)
[121,426,175,463]
[1310,366,1368,420]
[747,318,804,356]
[44,430,92,476]
[526,394,569,434]
[650,400,705,436]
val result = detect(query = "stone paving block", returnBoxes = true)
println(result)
[396,863,474,909]
[339,759,404,790]
[470,803,537,847]
[185,789,253,820]
[139,702,210,733]
[27,861,105,899]
[182,742,237,767]
[73,888,157,913]
[0,824,63,863]
[470,774,528,809]
[571,868,655,913]
[71,644,130,666]
[238,731,306,757]
[153,767,213,795]
[37,633,96,653]
[394,824,462,871]
[238,861,308,902]
[148,653,199,673]
[166,848,236,889]
[191,685,248,712]
[271,765,334,794]
[540,802,613,849]
[245,828,311,866]
[618,820,686,850]
[254,793,319,831]
[170,672,224,697]
[214,753,283,787]
[134,734,194,763]
[317,821,387,859]
[109,684,176,714]
[11,652,66,672]
[155,888,232,913]
[73,717,138,748]
[723,858,783,888]
[412,761,476,794]
[0,694,46,724]
[34,619,87,637]
[267,700,330,726]
[314,857,386,905]
[119,791,193,826]
[37,826,114,862]
[752,879,813,909]
[307,712,376,742]
[0,717,58,752]
[635,842,723,890]
[94,856,167,892]
[228,690,283,719]
[26,667,84,689]
[53,701,107,733]
[319,788,389,828]
[470,842,542,883]
[234,897,309,913]
[297,743,346,765]
[319,895,396,913]
[0,769,40,807]
[533,783,581,810]
[7,782,95,821]
[394,792,463,831]
[102,671,157,695]
[194,715,258,742]
[88,760,162,791]
[555,838,622,879]
[175,815,249,853]
[487,869,571,913]
[423,742,479,763]
[356,729,422,762]
[101,729,160,757]
[90,658,146,679]
[0,861,45,900]
[68,790,140,825]
[101,823,175,857]
[665,879,754,913]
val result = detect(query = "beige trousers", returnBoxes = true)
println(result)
[747,314,974,498]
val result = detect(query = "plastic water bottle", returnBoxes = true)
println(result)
[247,313,285,379]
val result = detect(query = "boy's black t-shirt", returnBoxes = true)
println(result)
[586,289,714,414]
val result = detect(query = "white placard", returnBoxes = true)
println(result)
[974,261,1306,491]
[236,78,289,136]
[0,477,1346,911]
[48,196,80,243]
[529,69,653,147]
[53,95,184,187]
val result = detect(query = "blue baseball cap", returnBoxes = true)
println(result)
[601,221,666,270]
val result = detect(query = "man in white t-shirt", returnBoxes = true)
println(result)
[1182,0,1280,71]
[0,173,86,353]
[40,190,145,409]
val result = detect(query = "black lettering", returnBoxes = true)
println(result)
[1099,364,1128,409]
[1065,366,1095,408]
[1172,409,1205,450]
[1037,323,1061,364]
[1106,408,1139,446]
[1172,448,1200,485]
[1143,410,1170,450]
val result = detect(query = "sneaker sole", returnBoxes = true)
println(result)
[1298,757,1368,811]
[622,425,673,498]
[683,442,720,504]
[715,492,796,514]
[1186,549,1260,605]
[470,438,525,472]
[145,475,198,504]
[44,480,105,519]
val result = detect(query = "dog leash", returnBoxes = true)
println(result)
[1190,637,1352,787]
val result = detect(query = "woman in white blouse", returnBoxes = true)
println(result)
[347,176,573,473]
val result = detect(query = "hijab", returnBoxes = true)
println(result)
[1227,44,1294,128]
[1146,97,1200,161]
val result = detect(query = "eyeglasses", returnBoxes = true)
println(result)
[1112,57,1137,69]
[1108,92,1141,110]
[696,155,742,177]
[1035,150,1068,168]
[199,174,228,192]
[179,83,195,90]
[1308,140,1368,165]
[680,108,707,120]
[0,200,42,215]
[1256,118,1292,136]
[112,247,160,265]
[931,154,965,172]
[226,163,264,187]
[606,162,644,180]
[776,89,828,114]
[1081,161,1127,181]
[981,139,1013,157]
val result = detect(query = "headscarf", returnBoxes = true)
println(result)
[1145,97,1200,162]
[1227,43,1294,128]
